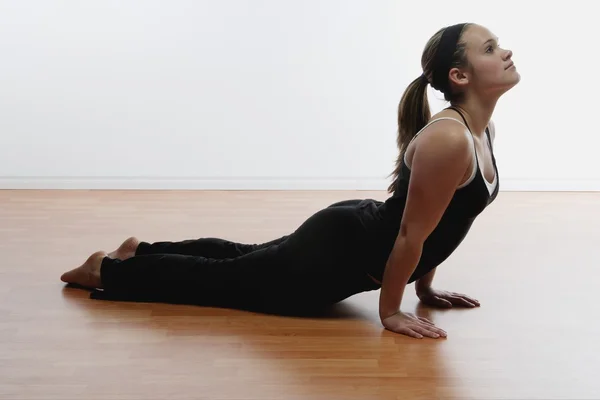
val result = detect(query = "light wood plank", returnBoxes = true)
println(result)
[1,190,599,400]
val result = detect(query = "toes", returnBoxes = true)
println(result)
[124,237,140,252]
[60,270,74,283]
[112,237,140,260]
[60,267,84,284]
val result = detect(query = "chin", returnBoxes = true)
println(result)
[506,76,521,91]
[507,70,522,86]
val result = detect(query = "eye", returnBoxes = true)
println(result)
[486,42,499,53]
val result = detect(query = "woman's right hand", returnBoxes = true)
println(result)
[381,311,447,339]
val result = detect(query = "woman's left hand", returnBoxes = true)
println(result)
[417,287,480,308]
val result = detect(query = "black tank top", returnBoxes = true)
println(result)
[366,106,500,283]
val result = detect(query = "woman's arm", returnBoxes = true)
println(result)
[378,124,472,322]
[413,119,494,307]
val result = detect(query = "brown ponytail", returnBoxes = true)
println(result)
[387,24,472,194]
[387,75,431,193]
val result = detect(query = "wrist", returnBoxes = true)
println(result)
[415,283,433,296]
[379,309,401,322]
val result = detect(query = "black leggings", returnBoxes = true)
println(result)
[92,200,383,312]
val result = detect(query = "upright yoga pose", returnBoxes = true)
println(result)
[61,22,520,339]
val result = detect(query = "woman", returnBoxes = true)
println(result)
[61,22,520,339]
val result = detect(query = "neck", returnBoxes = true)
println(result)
[452,94,499,139]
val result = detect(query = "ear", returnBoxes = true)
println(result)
[448,67,470,88]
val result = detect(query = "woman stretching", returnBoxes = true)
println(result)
[61,22,520,339]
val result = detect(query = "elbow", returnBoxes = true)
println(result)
[387,225,424,268]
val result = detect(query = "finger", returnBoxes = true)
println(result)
[465,296,480,306]
[397,327,424,339]
[412,325,444,339]
[384,321,425,339]
[425,325,447,337]
[448,295,477,307]
[450,293,480,306]
[417,320,447,337]
[417,318,447,337]
[433,296,453,308]
[417,316,435,326]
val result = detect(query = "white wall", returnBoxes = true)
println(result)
[0,0,597,191]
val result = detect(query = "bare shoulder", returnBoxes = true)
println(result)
[406,118,472,170]
[409,120,472,183]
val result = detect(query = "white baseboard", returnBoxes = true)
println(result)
[1,177,599,191]
[499,180,600,191]
[0,177,389,190]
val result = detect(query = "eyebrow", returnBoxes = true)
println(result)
[483,37,499,47]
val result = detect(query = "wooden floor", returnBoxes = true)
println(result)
[1,190,599,400]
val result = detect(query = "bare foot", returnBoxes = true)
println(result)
[108,236,140,260]
[60,251,106,288]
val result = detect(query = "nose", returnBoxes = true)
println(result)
[504,49,513,60]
